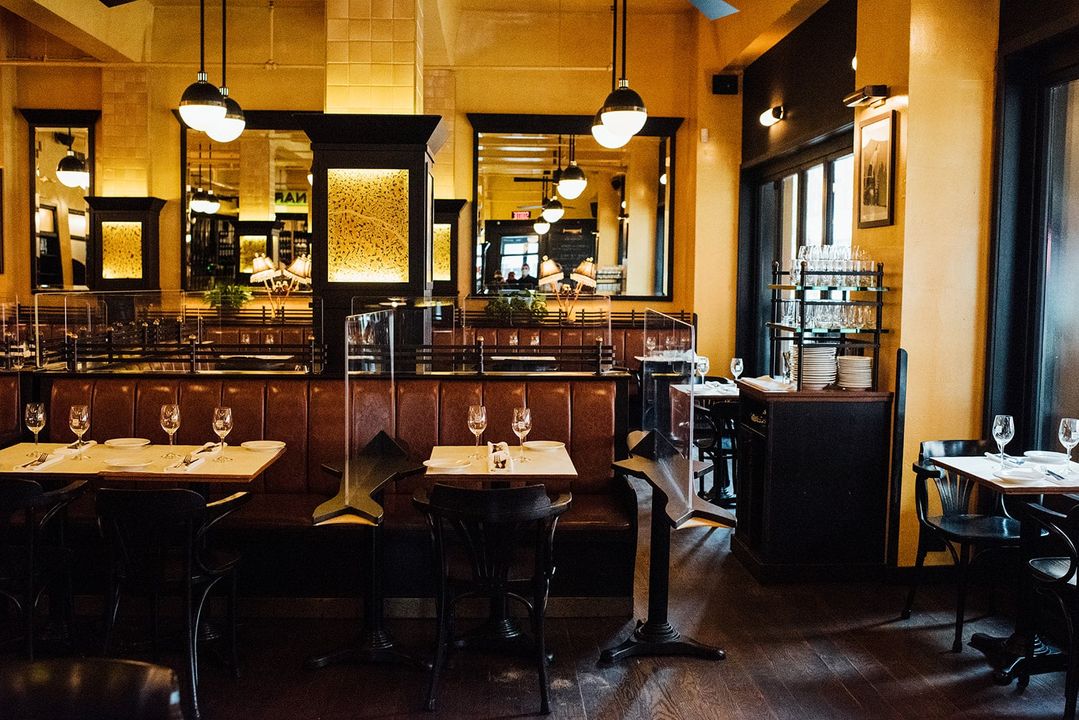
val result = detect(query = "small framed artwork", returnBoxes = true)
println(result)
[858,110,896,228]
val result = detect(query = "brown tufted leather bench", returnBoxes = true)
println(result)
[0,372,22,447]
[42,373,635,599]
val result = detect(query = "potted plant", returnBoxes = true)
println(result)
[205,282,252,313]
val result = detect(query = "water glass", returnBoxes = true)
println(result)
[512,407,532,461]
[991,414,1015,467]
[695,355,710,383]
[645,336,657,355]
[69,404,90,458]
[1060,418,1079,473]
[160,404,181,459]
[468,405,487,459]
[212,406,233,462]
[24,402,45,457]
[730,357,744,381]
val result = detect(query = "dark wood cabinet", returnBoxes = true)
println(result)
[732,382,893,582]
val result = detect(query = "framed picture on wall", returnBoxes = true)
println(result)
[858,110,896,228]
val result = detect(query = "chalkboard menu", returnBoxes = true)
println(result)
[542,220,597,277]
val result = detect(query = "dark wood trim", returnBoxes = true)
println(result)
[887,348,908,567]
[433,199,466,296]
[466,113,683,138]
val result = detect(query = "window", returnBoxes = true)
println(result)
[498,235,539,281]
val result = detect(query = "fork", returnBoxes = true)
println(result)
[17,452,49,469]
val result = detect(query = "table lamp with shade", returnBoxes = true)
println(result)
[249,252,312,315]
[537,255,598,322]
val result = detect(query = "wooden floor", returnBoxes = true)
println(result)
[30,476,1071,719]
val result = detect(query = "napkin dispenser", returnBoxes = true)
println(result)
[487,441,513,472]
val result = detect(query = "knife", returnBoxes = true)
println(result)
[1047,468,1069,483]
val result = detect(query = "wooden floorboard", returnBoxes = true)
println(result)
[13,475,1071,719]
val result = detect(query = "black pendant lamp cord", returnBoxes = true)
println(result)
[198,0,206,73]
[620,0,628,81]
[221,0,227,88]
[610,2,617,91]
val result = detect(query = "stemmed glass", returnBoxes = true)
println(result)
[695,355,710,384]
[730,357,744,381]
[160,404,181,459]
[645,336,657,356]
[69,405,90,459]
[24,403,46,457]
[1060,418,1079,474]
[467,405,487,459]
[212,406,233,462]
[512,407,532,462]
[992,414,1015,468]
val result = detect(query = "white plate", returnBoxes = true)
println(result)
[423,458,471,470]
[523,441,566,452]
[241,440,286,452]
[104,438,151,449]
[1024,450,1070,465]
[103,458,153,470]
[994,467,1048,481]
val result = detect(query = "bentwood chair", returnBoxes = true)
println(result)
[413,484,571,714]
[0,658,184,720]
[0,477,87,660]
[901,439,1019,652]
[96,488,249,720]
[1025,501,1079,720]
[693,400,739,505]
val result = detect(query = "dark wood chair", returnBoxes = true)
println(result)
[0,657,183,720]
[693,400,738,505]
[901,438,1018,652]
[1025,501,1079,720]
[0,477,86,660]
[96,488,249,720]
[413,483,571,714]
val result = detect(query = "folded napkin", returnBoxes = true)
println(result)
[166,455,206,473]
[13,453,66,472]
[56,440,97,457]
[487,441,513,472]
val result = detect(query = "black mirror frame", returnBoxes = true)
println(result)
[466,113,683,301]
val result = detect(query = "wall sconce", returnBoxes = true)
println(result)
[759,105,784,127]
[843,85,890,108]
[537,255,598,322]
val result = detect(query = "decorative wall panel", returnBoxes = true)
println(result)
[433,222,451,281]
[101,221,143,279]
[327,168,410,283]
[239,236,266,274]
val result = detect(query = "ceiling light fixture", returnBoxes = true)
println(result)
[206,0,246,142]
[542,196,564,223]
[759,105,784,127]
[533,219,551,235]
[558,136,587,200]
[55,129,89,189]
[202,146,220,214]
[179,0,226,131]
[592,3,631,149]
[599,0,648,138]
[843,84,890,108]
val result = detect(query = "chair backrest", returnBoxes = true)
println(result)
[96,488,207,582]
[0,478,46,515]
[0,657,184,720]
[915,439,994,519]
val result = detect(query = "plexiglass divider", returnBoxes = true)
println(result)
[642,309,697,508]
[343,310,396,506]
[0,297,32,369]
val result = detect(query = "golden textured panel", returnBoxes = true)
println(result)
[327,169,409,283]
[433,223,452,281]
[101,221,142,280]
[239,236,266,274]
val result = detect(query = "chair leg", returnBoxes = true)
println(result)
[102,579,121,656]
[533,582,551,715]
[228,571,240,679]
[1064,603,1078,720]
[901,542,928,620]
[953,543,970,653]
[426,582,450,712]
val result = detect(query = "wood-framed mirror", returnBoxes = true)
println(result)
[21,109,99,290]
[178,110,314,291]
[468,113,682,299]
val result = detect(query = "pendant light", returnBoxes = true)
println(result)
[179,0,227,131]
[203,146,221,214]
[206,0,246,142]
[55,129,89,189]
[533,219,551,235]
[542,196,564,223]
[592,3,631,149]
[189,145,210,214]
[533,178,552,234]
[557,136,587,200]
[600,0,648,138]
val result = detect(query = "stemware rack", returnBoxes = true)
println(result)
[766,260,888,391]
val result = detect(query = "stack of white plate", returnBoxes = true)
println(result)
[791,346,837,389]
[837,355,873,389]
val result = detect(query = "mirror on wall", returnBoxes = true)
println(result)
[469,113,681,299]
[22,110,98,290]
[180,112,314,291]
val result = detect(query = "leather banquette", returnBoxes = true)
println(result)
[0,372,21,446]
[44,374,635,598]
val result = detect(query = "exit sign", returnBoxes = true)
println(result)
[511,210,531,220]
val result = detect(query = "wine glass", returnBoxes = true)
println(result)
[69,404,90,458]
[512,407,532,461]
[992,414,1015,468]
[467,405,487,459]
[212,406,233,462]
[1060,418,1079,474]
[645,336,657,356]
[730,357,744,381]
[160,404,181,459]
[24,402,45,457]
[695,355,710,384]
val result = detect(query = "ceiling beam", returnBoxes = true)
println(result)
[0,0,153,62]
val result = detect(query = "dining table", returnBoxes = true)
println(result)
[930,454,1079,685]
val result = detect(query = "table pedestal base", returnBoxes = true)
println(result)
[970,631,1064,687]
[454,615,554,664]
[600,619,724,664]
[306,628,428,670]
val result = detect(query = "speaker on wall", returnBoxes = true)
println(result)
[712,74,739,95]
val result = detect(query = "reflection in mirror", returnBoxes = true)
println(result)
[182,122,313,291]
[471,115,680,298]
[25,113,96,290]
